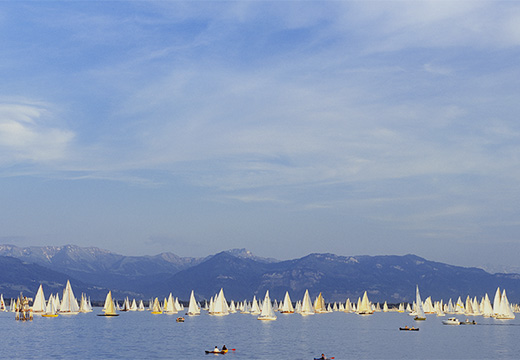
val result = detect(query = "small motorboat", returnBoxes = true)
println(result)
[399,326,419,331]
[442,317,460,325]
[176,317,185,322]
[461,319,477,325]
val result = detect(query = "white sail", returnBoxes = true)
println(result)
[423,296,435,313]
[44,294,58,316]
[129,298,138,311]
[300,289,315,315]
[138,300,145,311]
[0,294,6,312]
[280,291,294,313]
[229,300,236,313]
[59,280,79,314]
[258,290,277,320]
[250,296,261,315]
[358,291,374,315]
[455,296,465,314]
[383,301,389,312]
[496,289,515,319]
[80,293,92,313]
[344,298,352,313]
[164,293,177,314]
[465,295,474,315]
[414,286,426,320]
[187,290,200,315]
[472,296,480,316]
[493,287,502,317]
[482,293,494,317]
[210,288,229,316]
[32,284,46,313]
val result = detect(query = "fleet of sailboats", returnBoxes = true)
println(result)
[4,280,519,325]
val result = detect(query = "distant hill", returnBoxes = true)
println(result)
[157,252,520,303]
[0,256,109,300]
[1,244,520,303]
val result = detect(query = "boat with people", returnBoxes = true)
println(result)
[461,319,477,325]
[442,317,461,325]
[399,326,419,331]
[314,354,334,360]
[205,345,230,354]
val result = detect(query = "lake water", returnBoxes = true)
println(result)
[4,310,520,359]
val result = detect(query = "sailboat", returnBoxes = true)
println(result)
[209,288,229,316]
[258,290,277,321]
[138,300,145,311]
[98,291,119,316]
[496,289,515,319]
[164,293,177,314]
[151,297,163,314]
[357,291,374,315]
[0,294,6,312]
[121,297,131,312]
[314,292,327,314]
[482,293,494,317]
[414,285,426,321]
[250,296,261,315]
[79,293,92,313]
[300,289,315,316]
[42,294,59,317]
[59,280,80,315]
[187,290,200,316]
[32,284,46,313]
[280,291,294,313]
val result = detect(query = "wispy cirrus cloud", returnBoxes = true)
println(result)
[0,100,75,165]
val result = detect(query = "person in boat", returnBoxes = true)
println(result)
[319,354,326,360]
[222,345,227,352]
[404,325,409,329]
[213,346,220,353]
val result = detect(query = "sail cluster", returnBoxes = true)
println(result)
[4,283,517,323]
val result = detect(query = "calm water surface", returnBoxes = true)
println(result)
[4,310,520,359]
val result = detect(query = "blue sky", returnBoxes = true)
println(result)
[1,1,520,268]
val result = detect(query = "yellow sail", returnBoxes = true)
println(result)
[104,291,117,315]
[151,297,162,314]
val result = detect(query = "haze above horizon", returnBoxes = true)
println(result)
[1,1,520,270]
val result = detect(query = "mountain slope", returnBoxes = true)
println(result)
[2,244,520,303]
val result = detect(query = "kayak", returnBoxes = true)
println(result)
[205,350,227,354]
[399,327,419,331]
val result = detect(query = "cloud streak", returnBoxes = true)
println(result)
[0,100,75,165]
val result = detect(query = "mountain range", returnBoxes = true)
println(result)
[1,244,519,304]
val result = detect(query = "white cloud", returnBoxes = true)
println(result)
[0,100,75,164]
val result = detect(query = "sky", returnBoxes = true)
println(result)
[1,1,520,269]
